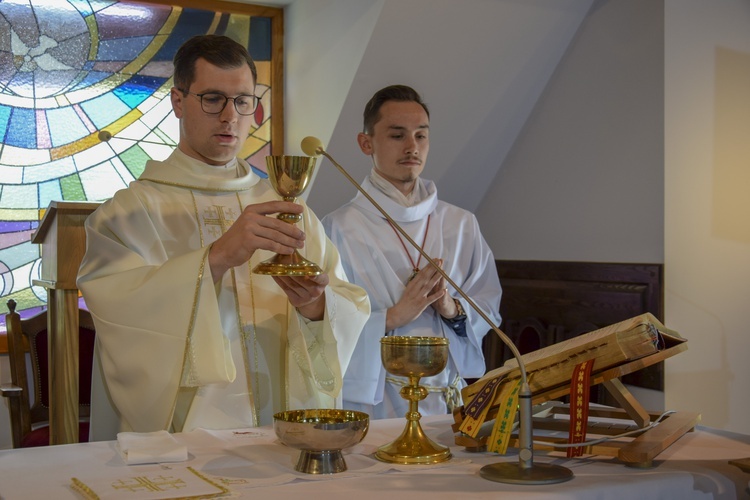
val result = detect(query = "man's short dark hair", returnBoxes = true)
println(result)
[173,34,258,91]
[363,85,430,134]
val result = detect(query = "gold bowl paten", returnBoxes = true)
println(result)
[273,409,370,474]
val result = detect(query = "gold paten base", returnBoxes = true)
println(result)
[375,419,452,465]
[253,251,323,276]
[295,449,348,474]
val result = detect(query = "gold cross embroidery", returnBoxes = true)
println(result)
[111,475,187,492]
[202,205,237,239]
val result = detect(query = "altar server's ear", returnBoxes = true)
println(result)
[357,132,373,156]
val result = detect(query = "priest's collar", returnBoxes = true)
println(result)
[138,148,261,192]
[353,176,438,223]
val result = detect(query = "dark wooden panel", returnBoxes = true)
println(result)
[483,260,664,395]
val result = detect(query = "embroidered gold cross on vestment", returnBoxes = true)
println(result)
[202,205,237,238]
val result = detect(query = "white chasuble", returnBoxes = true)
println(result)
[78,149,369,440]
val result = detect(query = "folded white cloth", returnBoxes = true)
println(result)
[116,430,188,465]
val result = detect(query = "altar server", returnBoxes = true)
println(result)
[322,85,502,418]
[78,35,369,439]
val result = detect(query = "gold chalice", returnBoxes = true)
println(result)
[252,155,323,276]
[274,409,369,474]
[376,336,452,464]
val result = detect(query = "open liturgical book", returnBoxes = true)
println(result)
[459,313,686,438]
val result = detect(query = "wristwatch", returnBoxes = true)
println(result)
[443,298,467,324]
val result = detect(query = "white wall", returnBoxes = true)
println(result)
[472,0,666,412]
[283,0,384,160]
[664,0,750,433]
[476,0,665,263]
[301,0,596,217]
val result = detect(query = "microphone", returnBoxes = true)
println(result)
[302,136,573,484]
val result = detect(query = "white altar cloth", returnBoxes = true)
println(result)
[1,414,749,499]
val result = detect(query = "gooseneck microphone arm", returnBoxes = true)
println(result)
[303,136,573,484]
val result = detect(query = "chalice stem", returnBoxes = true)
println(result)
[406,375,422,421]
[277,196,301,224]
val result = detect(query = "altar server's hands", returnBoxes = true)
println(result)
[429,260,460,319]
[385,259,446,332]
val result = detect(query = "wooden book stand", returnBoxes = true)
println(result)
[452,341,701,468]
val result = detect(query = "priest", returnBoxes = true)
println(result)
[322,85,502,419]
[77,35,370,440]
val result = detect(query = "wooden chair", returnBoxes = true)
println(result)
[1,299,96,447]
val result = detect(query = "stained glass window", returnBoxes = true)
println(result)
[0,0,282,325]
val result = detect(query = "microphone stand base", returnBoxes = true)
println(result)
[479,461,574,485]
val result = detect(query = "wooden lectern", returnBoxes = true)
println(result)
[31,201,100,445]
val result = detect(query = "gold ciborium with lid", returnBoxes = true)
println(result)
[376,336,452,464]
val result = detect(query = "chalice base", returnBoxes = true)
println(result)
[295,449,347,474]
[252,250,323,276]
[375,420,452,465]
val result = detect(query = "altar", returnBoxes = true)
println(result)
[0,414,748,499]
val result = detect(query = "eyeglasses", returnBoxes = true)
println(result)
[181,90,259,116]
